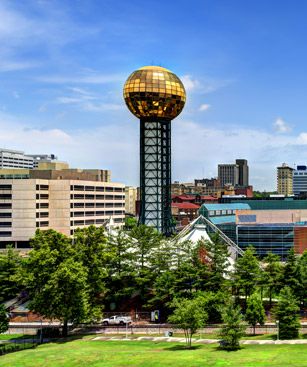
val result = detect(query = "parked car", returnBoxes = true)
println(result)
[101,315,132,326]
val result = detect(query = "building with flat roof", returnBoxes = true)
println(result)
[236,159,249,187]
[0,165,124,248]
[218,164,239,187]
[293,165,307,196]
[277,163,294,196]
[0,148,58,169]
[125,186,137,216]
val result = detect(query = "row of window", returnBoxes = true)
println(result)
[0,231,11,237]
[71,210,124,217]
[36,212,49,218]
[0,194,11,200]
[71,194,124,200]
[0,213,11,218]
[0,184,12,190]
[209,209,236,216]
[36,185,49,191]
[0,203,11,209]
[71,202,124,208]
[36,203,49,209]
[36,221,49,227]
[0,222,11,227]
[71,185,124,192]
[36,194,49,200]
[71,217,123,227]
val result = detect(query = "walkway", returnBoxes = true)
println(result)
[92,336,307,345]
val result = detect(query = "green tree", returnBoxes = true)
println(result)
[168,297,208,348]
[0,247,22,302]
[245,292,265,335]
[73,226,108,320]
[23,230,90,336]
[124,217,137,230]
[263,252,283,307]
[273,287,300,339]
[219,301,246,350]
[198,234,230,292]
[0,304,9,334]
[233,247,261,305]
[282,249,300,294]
[297,251,307,305]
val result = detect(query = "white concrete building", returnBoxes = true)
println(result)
[0,179,125,248]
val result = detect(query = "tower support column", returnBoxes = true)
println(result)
[139,118,173,235]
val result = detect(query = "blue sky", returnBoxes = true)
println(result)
[1,0,307,190]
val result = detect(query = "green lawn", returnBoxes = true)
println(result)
[0,338,306,367]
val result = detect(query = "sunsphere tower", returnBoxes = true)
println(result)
[123,66,186,235]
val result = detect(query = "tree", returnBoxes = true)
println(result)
[198,234,230,292]
[219,301,246,350]
[297,251,307,305]
[73,226,108,320]
[124,217,137,230]
[245,292,265,335]
[23,230,90,336]
[263,252,283,307]
[0,304,9,334]
[168,297,208,348]
[233,247,261,305]
[0,247,22,302]
[282,249,300,295]
[273,287,300,339]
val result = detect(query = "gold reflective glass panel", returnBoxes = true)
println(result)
[123,66,186,120]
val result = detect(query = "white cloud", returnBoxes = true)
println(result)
[37,73,125,84]
[180,75,201,91]
[2,109,307,191]
[273,117,292,133]
[198,103,210,112]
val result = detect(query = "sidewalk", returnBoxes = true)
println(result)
[92,336,307,345]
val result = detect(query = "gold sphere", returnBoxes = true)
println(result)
[123,66,186,120]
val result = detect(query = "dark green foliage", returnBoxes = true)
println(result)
[296,251,307,305]
[168,297,208,348]
[283,249,300,295]
[73,226,108,320]
[219,301,246,350]
[124,217,137,230]
[0,247,22,302]
[233,247,261,304]
[262,252,283,306]
[245,293,265,335]
[273,287,300,339]
[0,304,9,334]
[24,230,89,336]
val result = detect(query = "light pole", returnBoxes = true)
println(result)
[276,320,279,341]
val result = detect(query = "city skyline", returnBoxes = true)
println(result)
[2,1,307,190]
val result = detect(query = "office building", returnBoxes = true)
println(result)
[236,159,249,186]
[218,164,239,187]
[277,163,294,196]
[0,164,124,248]
[293,165,307,196]
[125,186,137,215]
[0,148,58,169]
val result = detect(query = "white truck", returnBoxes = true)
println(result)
[101,315,132,326]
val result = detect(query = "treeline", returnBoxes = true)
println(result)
[0,225,306,337]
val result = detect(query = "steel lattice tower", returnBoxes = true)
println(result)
[123,66,186,235]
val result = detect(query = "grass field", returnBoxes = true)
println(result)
[0,338,306,367]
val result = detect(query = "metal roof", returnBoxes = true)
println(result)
[201,203,251,211]
[210,215,236,224]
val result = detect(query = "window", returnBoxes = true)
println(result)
[0,184,12,190]
[0,194,12,200]
[0,222,11,227]
[0,231,11,237]
[0,203,11,209]
[209,210,215,216]
[215,210,221,216]
[0,213,11,218]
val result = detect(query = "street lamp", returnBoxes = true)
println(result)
[276,320,279,341]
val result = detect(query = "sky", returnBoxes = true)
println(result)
[1,0,307,190]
